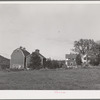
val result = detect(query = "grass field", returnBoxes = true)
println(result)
[0,68,100,90]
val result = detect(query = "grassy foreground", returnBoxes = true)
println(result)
[0,68,100,90]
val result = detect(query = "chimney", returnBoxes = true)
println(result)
[35,49,40,54]
[20,46,23,49]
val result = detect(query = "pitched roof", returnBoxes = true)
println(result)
[39,53,46,58]
[0,55,10,66]
[20,48,30,57]
[36,52,46,58]
[30,51,45,59]
[26,52,46,60]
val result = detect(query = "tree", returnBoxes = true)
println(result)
[29,52,41,69]
[45,59,52,69]
[76,54,82,65]
[51,60,60,69]
[73,39,96,55]
[45,59,60,69]
[72,39,100,66]
[89,55,100,66]
[87,42,100,66]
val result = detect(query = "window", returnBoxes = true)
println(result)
[84,57,86,60]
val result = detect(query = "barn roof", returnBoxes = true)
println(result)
[20,48,30,57]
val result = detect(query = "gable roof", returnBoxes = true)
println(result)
[25,50,46,58]
[38,53,46,58]
[28,51,46,59]
[34,52,46,59]
[0,55,10,66]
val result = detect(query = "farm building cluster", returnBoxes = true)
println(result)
[10,46,89,70]
[10,47,46,69]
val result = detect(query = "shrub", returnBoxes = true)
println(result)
[45,59,60,69]
[89,56,100,66]
[45,59,52,69]
[1,64,9,70]
[76,54,82,65]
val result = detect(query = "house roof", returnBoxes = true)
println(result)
[34,52,46,59]
[38,53,46,58]
[20,48,30,57]
[26,51,46,59]
[66,54,77,59]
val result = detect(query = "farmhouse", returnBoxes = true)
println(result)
[26,49,46,67]
[10,47,30,69]
[10,47,46,69]
[65,53,77,68]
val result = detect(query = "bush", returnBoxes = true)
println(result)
[45,59,52,69]
[45,59,60,69]
[10,68,24,71]
[82,62,89,68]
[89,56,100,66]
[1,64,9,70]
[52,60,59,69]
[76,54,82,65]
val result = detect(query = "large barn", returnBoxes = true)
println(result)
[10,47,30,69]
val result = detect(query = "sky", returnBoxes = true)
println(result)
[0,3,100,60]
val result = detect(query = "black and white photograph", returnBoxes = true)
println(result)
[1,1,100,90]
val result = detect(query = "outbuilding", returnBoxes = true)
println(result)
[10,47,30,69]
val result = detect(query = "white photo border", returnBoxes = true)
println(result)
[0,1,100,99]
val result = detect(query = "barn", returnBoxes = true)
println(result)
[10,47,30,69]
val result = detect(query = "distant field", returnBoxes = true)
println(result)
[0,68,100,90]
